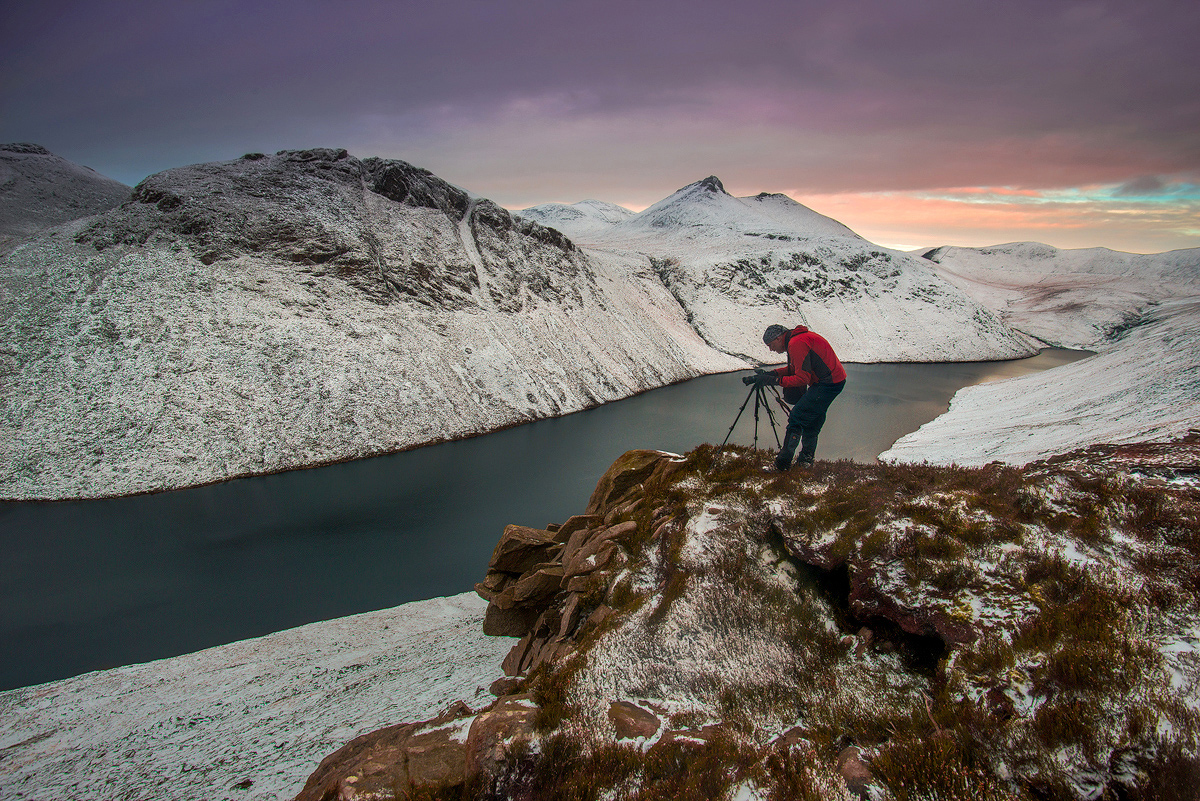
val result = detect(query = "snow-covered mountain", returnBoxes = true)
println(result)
[1,151,1043,500]
[882,240,1200,466]
[920,241,1200,348]
[0,143,130,246]
[0,149,741,500]
[561,175,1036,363]
[517,198,635,237]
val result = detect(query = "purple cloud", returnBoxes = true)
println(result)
[2,0,1197,250]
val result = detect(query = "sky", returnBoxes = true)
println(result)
[2,0,1198,253]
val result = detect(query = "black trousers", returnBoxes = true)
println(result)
[784,380,845,460]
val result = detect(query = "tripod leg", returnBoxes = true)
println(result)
[761,387,783,449]
[752,385,763,450]
[718,385,758,448]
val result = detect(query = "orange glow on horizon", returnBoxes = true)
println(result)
[787,189,1199,254]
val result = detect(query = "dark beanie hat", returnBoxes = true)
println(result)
[763,324,789,345]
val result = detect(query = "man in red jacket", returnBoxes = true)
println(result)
[758,323,847,470]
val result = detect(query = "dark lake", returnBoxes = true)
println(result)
[0,349,1087,690]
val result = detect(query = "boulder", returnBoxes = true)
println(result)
[836,745,876,798]
[563,539,619,579]
[473,571,514,603]
[560,525,598,567]
[482,603,540,637]
[465,695,539,789]
[488,525,561,574]
[608,701,662,740]
[293,704,474,801]
[501,633,535,676]
[647,724,726,758]
[489,676,522,697]
[510,564,565,604]
[565,571,609,598]
[557,593,584,639]
[850,563,977,645]
[555,514,604,543]
[599,520,639,546]
[586,450,682,515]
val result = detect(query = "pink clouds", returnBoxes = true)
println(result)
[790,186,1200,253]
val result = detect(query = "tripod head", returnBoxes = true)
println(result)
[741,369,777,387]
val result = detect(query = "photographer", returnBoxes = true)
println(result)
[750,323,847,470]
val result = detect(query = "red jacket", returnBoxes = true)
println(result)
[774,325,847,388]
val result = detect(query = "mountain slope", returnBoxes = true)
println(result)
[577,176,1036,363]
[0,149,742,500]
[0,143,130,246]
[921,241,1200,348]
[883,295,1200,466]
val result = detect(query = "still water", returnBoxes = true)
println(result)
[0,349,1086,690]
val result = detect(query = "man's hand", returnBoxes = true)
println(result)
[743,370,779,386]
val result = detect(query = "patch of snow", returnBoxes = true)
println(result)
[0,592,510,801]
[883,297,1200,466]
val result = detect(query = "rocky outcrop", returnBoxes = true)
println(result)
[294,695,541,801]
[296,441,1200,800]
[474,450,686,677]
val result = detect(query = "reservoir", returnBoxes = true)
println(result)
[0,349,1086,690]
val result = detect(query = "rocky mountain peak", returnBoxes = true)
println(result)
[693,175,727,194]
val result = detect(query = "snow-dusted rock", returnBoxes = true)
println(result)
[0,143,130,245]
[0,149,742,500]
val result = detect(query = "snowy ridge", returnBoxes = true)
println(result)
[881,297,1200,466]
[922,241,1200,348]
[517,198,635,237]
[0,593,508,801]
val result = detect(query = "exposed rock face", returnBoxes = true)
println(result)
[73,148,582,309]
[473,451,684,677]
[0,143,130,244]
[293,695,542,801]
[294,702,474,801]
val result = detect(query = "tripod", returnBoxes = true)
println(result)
[718,377,790,453]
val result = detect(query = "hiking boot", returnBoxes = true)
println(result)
[795,455,815,468]
[772,453,792,472]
